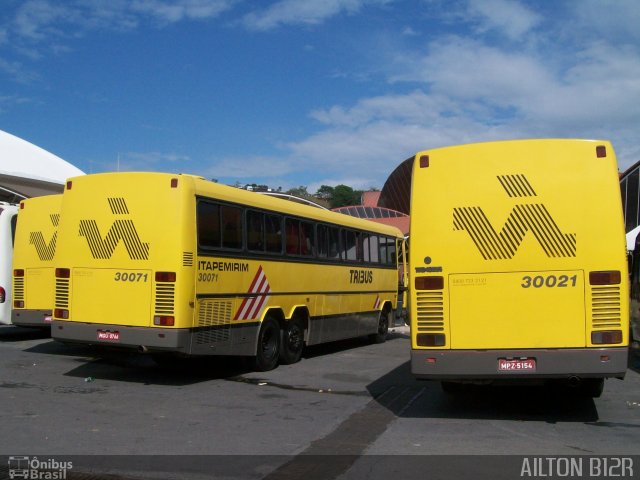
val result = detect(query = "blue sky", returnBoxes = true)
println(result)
[1,0,639,192]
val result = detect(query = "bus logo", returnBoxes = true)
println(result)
[453,175,576,260]
[29,213,59,261]
[79,197,150,260]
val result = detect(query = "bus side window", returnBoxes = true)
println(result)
[247,210,264,252]
[328,227,341,260]
[197,202,220,248]
[286,218,300,254]
[221,205,243,249]
[317,225,328,258]
[300,221,314,256]
[344,230,357,261]
[265,213,282,253]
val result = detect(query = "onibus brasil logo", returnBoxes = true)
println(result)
[79,197,149,260]
[8,456,73,479]
[453,174,576,260]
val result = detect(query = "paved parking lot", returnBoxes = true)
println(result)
[1,324,639,479]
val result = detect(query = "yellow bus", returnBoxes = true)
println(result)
[51,173,403,370]
[12,194,62,327]
[408,139,629,396]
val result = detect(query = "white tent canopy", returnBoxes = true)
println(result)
[0,129,84,201]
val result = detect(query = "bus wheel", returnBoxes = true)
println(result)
[254,317,280,372]
[280,317,304,365]
[580,378,604,398]
[369,305,390,344]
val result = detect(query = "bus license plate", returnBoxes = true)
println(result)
[97,330,120,342]
[498,358,536,372]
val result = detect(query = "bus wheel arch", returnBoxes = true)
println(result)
[280,308,308,365]
[369,302,391,344]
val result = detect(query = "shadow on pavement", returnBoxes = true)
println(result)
[366,360,602,423]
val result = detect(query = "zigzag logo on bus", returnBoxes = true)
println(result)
[234,266,270,321]
[453,174,576,260]
[79,197,150,260]
[29,213,60,261]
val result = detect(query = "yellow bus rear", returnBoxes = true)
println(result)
[12,194,62,327]
[408,139,628,395]
[52,172,403,370]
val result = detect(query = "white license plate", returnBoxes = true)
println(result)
[96,330,120,342]
[498,358,536,371]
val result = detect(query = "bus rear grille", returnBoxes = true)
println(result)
[154,283,175,315]
[13,277,24,302]
[183,252,194,267]
[196,300,232,344]
[415,291,444,332]
[590,285,621,328]
[55,278,70,308]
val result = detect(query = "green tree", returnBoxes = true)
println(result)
[331,184,361,208]
[315,185,334,200]
[286,186,309,197]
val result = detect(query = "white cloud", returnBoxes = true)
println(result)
[130,0,236,24]
[241,0,391,31]
[6,0,235,45]
[117,151,191,171]
[466,0,542,40]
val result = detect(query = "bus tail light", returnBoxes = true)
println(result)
[596,145,607,158]
[56,268,71,279]
[54,309,69,319]
[14,269,24,277]
[591,330,622,344]
[66,181,72,190]
[415,276,444,290]
[154,316,175,326]
[155,271,176,282]
[589,270,621,285]
[170,178,178,188]
[417,333,446,347]
[14,300,24,308]
[419,155,430,168]
[0,287,5,303]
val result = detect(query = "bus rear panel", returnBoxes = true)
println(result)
[12,195,62,327]
[409,140,628,386]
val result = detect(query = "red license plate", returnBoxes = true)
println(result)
[97,330,120,342]
[498,358,536,372]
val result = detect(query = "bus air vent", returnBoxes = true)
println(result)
[197,300,232,344]
[183,252,194,267]
[590,285,621,329]
[55,278,70,308]
[13,276,24,302]
[154,283,175,315]
[415,291,445,333]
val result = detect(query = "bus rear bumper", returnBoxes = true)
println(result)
[411,348,628,380]
[51,320,190,353]
[12,309,52,327]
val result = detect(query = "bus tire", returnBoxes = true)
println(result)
[580,378,604,398]
[280,317,304,365]
[369,305,390,344]
[254,317,281,372]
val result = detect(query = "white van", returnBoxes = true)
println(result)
[0,202,19,324]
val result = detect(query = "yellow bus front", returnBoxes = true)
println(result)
[409,139,629,384]
[52,173,196,353]
[12,195,62,327]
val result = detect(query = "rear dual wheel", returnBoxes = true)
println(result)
[254,318,281,372]
[280,317,304,365]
